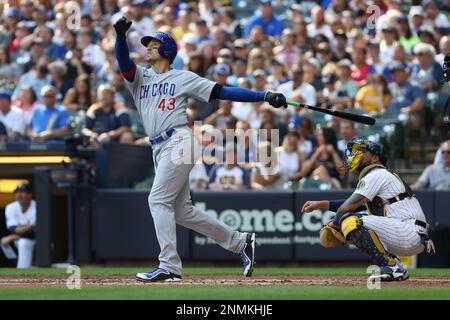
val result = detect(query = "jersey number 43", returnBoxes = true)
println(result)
[157,98,176,111]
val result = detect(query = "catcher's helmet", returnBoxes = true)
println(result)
[344,137,388,172]
[141,32,177,63]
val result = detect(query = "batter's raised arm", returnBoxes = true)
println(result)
[114,17,136,82]
[211,85,288,109]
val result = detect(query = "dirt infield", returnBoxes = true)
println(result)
[1,275,450,288]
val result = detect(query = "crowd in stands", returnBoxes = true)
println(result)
[0,0,450,190]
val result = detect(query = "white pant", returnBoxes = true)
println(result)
[361,215,425,256]
[15,238,36,269]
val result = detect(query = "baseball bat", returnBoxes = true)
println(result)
[286,100,376,126]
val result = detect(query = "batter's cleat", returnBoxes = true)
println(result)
[240,233,256,277]
[136,268,182,282]
[370,265,410,282]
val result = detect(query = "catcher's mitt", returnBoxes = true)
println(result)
[319,224,349,248]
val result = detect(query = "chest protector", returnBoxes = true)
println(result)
[358,164,416,216]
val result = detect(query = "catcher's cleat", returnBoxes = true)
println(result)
[136,268,182,282]
[240,233,256,277]
[370,265,410,282]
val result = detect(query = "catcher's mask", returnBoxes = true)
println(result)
[343,137,387,172]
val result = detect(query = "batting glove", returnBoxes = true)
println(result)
[114,17,132,35]
[264,91,287,109]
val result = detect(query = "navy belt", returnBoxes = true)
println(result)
[149,128,176,146]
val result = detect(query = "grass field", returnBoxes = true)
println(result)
[1,267,450,300]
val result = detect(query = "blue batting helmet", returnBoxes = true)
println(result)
[141,32,177,63]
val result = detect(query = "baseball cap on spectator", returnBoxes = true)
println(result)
[218,48,233,60]
[5,7,20,18]
[31,37,44,46]
[322,73,337,84]
[182,33,198,45]
[367,39,380,48]
[200,124,215,134]
[382,25,397,33]
[260,0,273,6]
[290,3,302,12]
[253,69,266,78]
[307,57,321,71]
[213,64,231,75]
[334,29,347,40]
[195,19,207,27]
[389,60,404,72]
[233,39,248,49]
[131,0,148,6]
[14,182,32,193]
[409,6,424,18]
[337,59,352,69]
[34,5,46,13]
[413,42,436,56]
[423,0,437,9]
[418,26,436,40]
[271,58,283,66]
[0,92,11,102]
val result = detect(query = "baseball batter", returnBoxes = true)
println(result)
[302,138,434,281]
[114,17,287,282]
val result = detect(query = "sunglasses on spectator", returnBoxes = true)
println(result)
[442,150,450,154]
[42,94,56,98]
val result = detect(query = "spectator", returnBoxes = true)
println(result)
[437,35,450,66]
[63,74,95,113]
[387,60,425,116]
[366,40,385,74]
[278,64,316,111]
[82,84,133,144]
[172,9,194,41]
[337,120,357,155]
[351,47,375,86]
[267,59,289,89]
[12,55,51,101]
[379,26,399,64]
[221,6,242,40]
[304,59,323,91]
[198,124,223,176]
[333,29,351,61]
[307,6,333,40]
[0,182,36,269]
[301,127,344,187]
[354,73,390,113]
[244,0,284,37]
[204,100,234,132]
[194,19,211,45]
[333,59,360,108]
[247,48,267,75]
[13,86,38,122]
[0,122,6,142]
[233,38,249,60]
[412,140,450,190]
[227,58,249,87]
[410,43,443,93]
[111,71,135,110]
[252,69,267,92]
[209,143,250,190]
[48,60,73,103]
[276,131,304,182]
[382,44,409,83]
[26,85,70,142]
[274,29,299,68]
[417,25,437,46]
[317,72,338,108]
[78,28,105,70]
[423,0,450,29]
[0,44,20,82]
[0,91,26,140]
[316,42,337,75]
[397,15,420,54]
[251,141,284,190]
[235,120,257,167]
[409,6,425,36]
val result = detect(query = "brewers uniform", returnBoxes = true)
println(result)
[112,18,292,282]
[304,138,434,281]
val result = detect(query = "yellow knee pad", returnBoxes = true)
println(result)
[341,215,360,239]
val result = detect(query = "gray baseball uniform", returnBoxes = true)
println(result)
[125,65,247,275]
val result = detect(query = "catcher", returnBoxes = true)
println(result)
[302,137,434,281]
